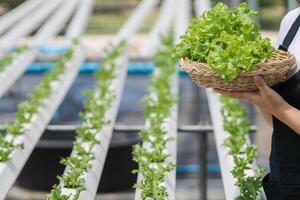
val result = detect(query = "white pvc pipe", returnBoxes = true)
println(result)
[206,91,240,199]
[0,46,84,200]
[34,0,79,45]
[112,0,159,45]
[135,0,190,199]
[196,3,238,199]
[134,73,178,200]
[0,0,81,98]
[141,0,174,57]
[0,50,36,98]
[195,1,260,199]
[66,0,95,39]
[194,0,211,16]
[58,1,160,199]
[0,0,44,35]
[0,0,63,48]
[60,57,127,200]
[174,0,191,44]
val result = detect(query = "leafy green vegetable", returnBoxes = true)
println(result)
[132,34,177,200]
[58,168,85,189]
[220,95,264,199]
[174,2,275,81]
[47,41,125,200]
[0,136,21,162]
[46,185,71,200]
[0,45,28,73]
[0,43,76,163]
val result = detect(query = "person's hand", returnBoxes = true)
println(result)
[213,76,290,116]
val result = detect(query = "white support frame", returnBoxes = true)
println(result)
[194,0,211,17]
[0,0,44,35]
[66,0,95,39]
[60,57,128,199]
[0,0,63,48]
[135,0,190,199]
[0,0,81,99]
[207,91,259,199]
[169,0,191,195]
[0,46,85,200]
[33,0,79,45]
[140,0,174,57]
[163,75,178,200]
[206,91,240,199]
[0,49,36,98]
[174,0,191,45]
[134,74,178,200]
[112,0,159,45]
[56,0,160,199]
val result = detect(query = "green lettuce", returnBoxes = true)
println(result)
[174,2,275,81]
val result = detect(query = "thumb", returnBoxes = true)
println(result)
[253,75,269,93]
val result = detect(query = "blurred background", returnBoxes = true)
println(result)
[0,0,292,34]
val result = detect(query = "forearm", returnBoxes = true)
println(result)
[273,103,300,135]
[258,106,273,127]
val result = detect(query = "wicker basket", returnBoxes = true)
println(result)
[179,50,297,92]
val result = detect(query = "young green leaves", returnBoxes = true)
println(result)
[47,42,124,200]
[220,95,264,200]
[133,34,177,200]
[174,2,275,81]
[0,45,28,73]
[0,44,75,163]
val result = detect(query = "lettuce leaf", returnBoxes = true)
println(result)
[174,2,275,81]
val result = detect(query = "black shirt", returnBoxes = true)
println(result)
[270,72,300,185]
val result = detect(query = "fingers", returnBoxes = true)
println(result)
[212,76,272,107]
[213,89,241,98]
[253,75,269,94]
[213,89,259,104]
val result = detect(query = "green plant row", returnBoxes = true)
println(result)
[132,35,177,200]
[0,42,76,163]
[0,45,28,73]
[47,42,124,200]
[220,95,264,200]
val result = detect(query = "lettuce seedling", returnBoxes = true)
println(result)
[0,43,76,163]
[220,95,264,199]
[46,185,71,200]
[0,45,28,73]
[47,41,125,199]
[132,33,177,200]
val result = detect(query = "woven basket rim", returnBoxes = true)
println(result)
[178,50,297,91]
[179,50,296,77]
